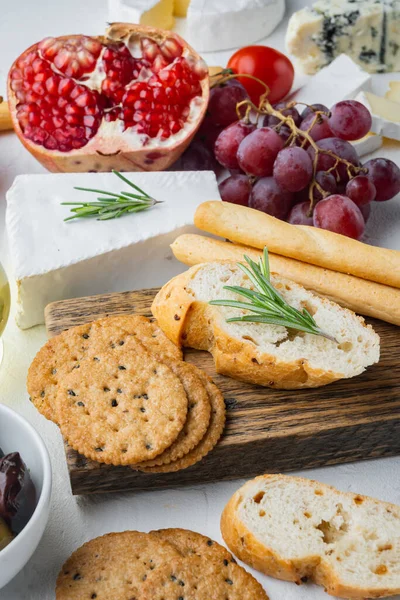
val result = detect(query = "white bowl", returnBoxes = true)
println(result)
[0,404,52,588]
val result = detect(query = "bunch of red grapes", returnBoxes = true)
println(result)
[175,79,400,240]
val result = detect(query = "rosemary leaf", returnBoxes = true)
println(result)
[112,169,149,197]
[64,171,161,222]
[209,248,337,343]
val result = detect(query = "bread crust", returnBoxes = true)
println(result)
[221,475,400,599]
[194,201,400,289]
[151,265,369,389]
[171,234,400,327]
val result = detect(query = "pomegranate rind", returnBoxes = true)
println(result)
[7,24,209,173]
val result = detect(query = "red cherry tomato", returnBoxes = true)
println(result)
[227,46,295,106]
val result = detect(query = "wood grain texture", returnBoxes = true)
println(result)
[45,289,400,496]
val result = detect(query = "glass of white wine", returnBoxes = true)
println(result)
[0,262,10,367]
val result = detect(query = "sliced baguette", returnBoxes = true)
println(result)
[221,474,400,599]
[151,261,380,389]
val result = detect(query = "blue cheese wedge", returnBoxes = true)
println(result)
[286,0,400,74]
[6,171,221,329]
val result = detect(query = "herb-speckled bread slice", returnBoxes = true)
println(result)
[151,262,380,389]
[220,474,400,599]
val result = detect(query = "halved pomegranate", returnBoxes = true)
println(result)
[7,23,209,172]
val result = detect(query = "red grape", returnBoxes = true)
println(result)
[219,175,251,206]
[308,137,360,181]
[264,103,301,127]
[360,203,371,223]
[196,115,223,150]
[207,80,250,128]
[287,201,313,225]
[328,100,372,141]
[314,171,337,199]
[273,146,313,192]
[249,177,294,219]
[299,113,333,141]
[345,176,376,207]
[237,127,283,177]
[214,121,256,170]
[301,104,329,120]
[313,195,365,239]
[293,171,337,205]
[363,158,400,201]
[277,125,292,143]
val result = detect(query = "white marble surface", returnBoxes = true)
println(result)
[0,1,399,599]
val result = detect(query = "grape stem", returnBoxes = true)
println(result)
[213,71,367,215]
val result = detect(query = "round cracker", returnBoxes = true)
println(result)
[135,370,225,473]
[150,528,234,563]
[134,362,211,467]
[91,314,182,363]
[55,338,188,465]
[141,555,269,599]
[56,531,182,600]
[28,316,181,423]
[27,323,93,422]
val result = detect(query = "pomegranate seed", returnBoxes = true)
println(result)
[32,82,45,95]
[153,55,169,73]
[83,115,96,127]
[52,117,64,128]
[45,76,58,95]
[75,92,91,107]
[58,78,74,96]
[39,37,57,56]
[160,37,183,60]
[141,38,160,62]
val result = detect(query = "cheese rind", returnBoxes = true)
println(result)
[179,0,286,52]
[356,91,400,141]
[286,0,400,74]
[351,133,383,157]
[6,171,221,329]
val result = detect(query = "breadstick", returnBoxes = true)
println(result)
[171,234,400,326]
[194,201,400,289]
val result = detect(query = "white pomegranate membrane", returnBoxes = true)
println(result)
[9,34,207,153]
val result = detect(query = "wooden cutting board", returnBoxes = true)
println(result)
[45,289,400,496]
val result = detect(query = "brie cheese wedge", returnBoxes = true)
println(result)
[355,91,400,141]
[6,171,221,329]
[175,0,286,52]
[292,55,371,108]
[109,0,286,53]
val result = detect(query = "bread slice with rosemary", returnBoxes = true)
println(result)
[220,474,400,599]
[151,258,380,389]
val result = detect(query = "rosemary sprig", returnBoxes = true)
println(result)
[62,170,162,221]
[209,248,337,343]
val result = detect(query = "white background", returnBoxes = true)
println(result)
[0,1,399,599]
